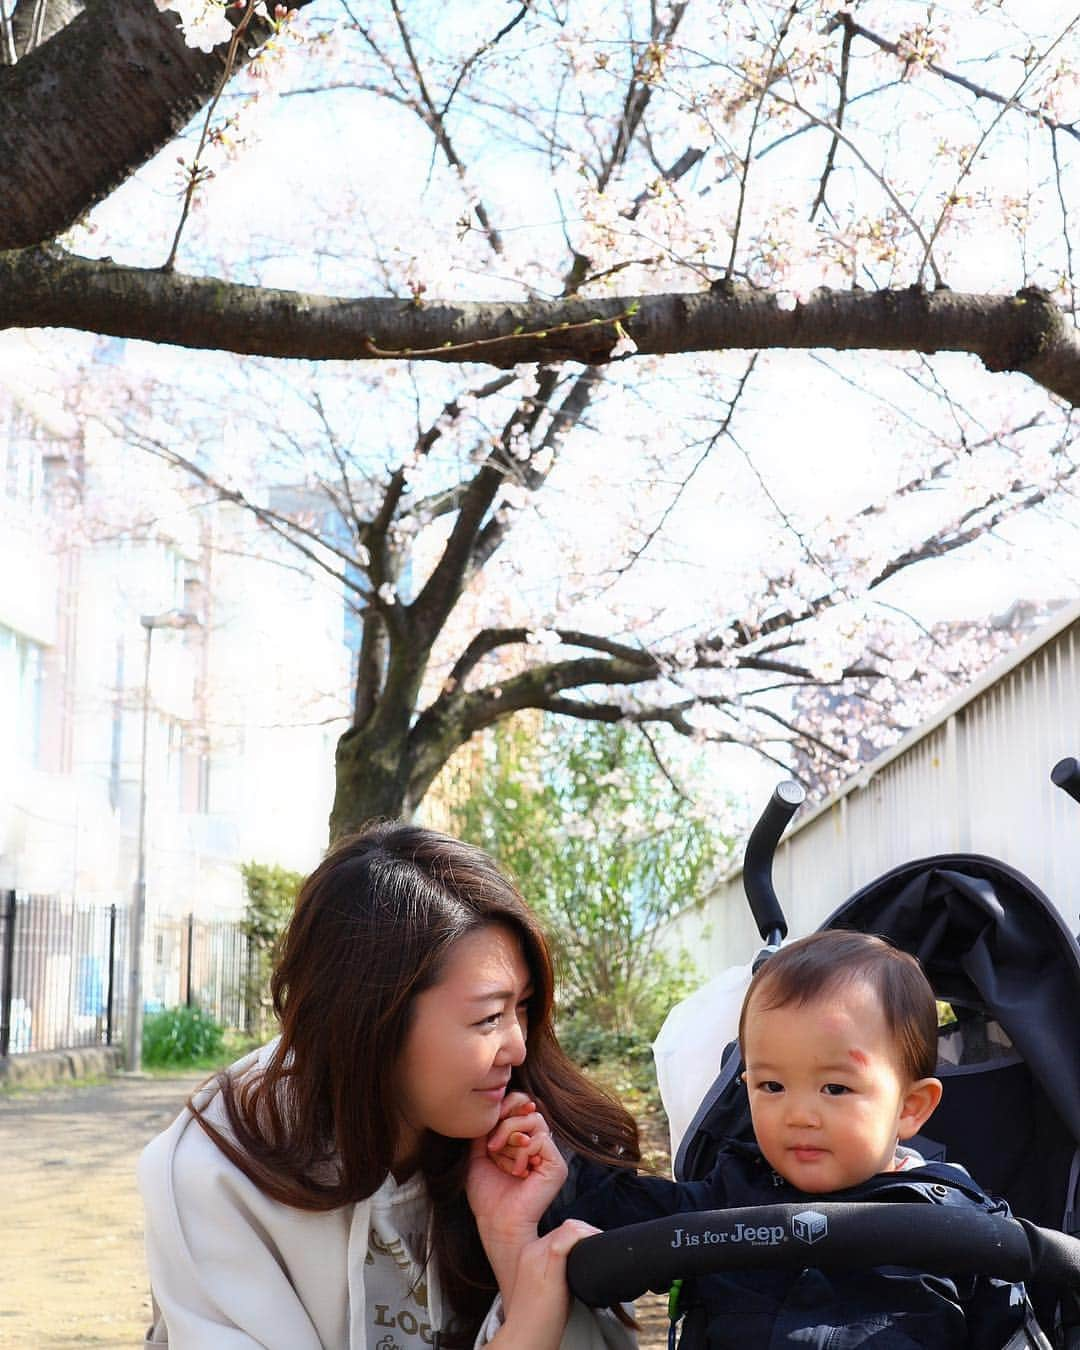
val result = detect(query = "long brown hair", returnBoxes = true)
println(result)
[191,822,639,1344]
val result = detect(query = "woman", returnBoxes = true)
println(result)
[138,822,640,1348]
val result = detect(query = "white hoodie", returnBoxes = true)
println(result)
[137,1049,634,1350]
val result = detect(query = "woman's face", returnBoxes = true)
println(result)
[393,922,533,1166]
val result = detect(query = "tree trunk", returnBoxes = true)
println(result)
[329,721,416,839]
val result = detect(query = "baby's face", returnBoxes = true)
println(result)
[741,981,919,1193]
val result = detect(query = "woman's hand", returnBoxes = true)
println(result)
[468,1093,568,1222]
[490,1220,600,1350]
[467,1093,569,1300]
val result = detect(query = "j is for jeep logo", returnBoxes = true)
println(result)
[670,1223,785,1249]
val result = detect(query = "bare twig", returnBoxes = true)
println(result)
[767,87,945,287]
[916,12,1080,286]
[596,354,758,598]
[125,425,369,594]
[163,2,259,271]
[637,724,693,803]
[388,0,504,255]
[834,11,1080,145]
[437,3,531,128]
[725,1,799,281]
[810,15,852,221]
[1051,128,1077,318]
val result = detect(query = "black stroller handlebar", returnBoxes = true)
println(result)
[742,780,805,943]
[1052,756,1080,806]
[566,1203,1080,1308]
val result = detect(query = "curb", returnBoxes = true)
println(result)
[0,1044,125,1089]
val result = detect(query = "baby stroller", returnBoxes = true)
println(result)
[566,758,1080,1347]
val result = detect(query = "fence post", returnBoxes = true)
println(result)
[105,903,118,1046]
[0,891,16,1059]
[185,912,195,1008]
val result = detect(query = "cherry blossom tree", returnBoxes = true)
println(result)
[2,1,1078,837]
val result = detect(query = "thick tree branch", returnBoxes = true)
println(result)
[536,695,698,735]
[455,652,664,736]
[353,609,387,729]
[469,366,602,576]
[444,625,658,694]
[533,694,815,782]
[408,462,503,635]
[0,0,296,249]
[407,367,565,642]
[5,249,1077,403]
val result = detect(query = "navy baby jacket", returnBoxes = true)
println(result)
[548,1140,1034,1348]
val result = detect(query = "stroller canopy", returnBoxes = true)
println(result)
[823,854,1080,1152]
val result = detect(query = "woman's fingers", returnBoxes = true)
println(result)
[499,1220,603,1345]
[543,1218,601,1256]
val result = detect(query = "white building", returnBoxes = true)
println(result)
[659,601,1080,976]
[0,341,352,928]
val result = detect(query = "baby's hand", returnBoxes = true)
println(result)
[486,1091,551,1178]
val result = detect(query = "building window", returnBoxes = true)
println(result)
[0,624,44,768]
[1,414,45,512]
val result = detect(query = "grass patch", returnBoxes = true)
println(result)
[142,1029,262,1077]
[0,1072,112,1100]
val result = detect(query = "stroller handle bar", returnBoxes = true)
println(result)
[742,781,805,943]
[739,758,1079,945]
[1053,756,1080,806]
[566,1203,1080,1307]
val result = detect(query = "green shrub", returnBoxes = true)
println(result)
[142,1005,225,1067]
[240,860,303,1037]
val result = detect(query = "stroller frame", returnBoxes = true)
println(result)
[568,758,1080,1348]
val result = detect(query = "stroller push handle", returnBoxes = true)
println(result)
[742,781,805,943]
[565,1203,1080,1308]
[1052,756,1080,806]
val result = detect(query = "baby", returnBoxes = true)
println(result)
[731,926,942,1194]
[494,930,1047,1348]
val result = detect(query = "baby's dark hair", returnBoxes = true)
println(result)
[738,929,939,1081]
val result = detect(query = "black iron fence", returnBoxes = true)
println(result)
[0,890,249,1057]
[149,911,250,1033]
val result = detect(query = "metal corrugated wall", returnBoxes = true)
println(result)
[660,612,1080,978]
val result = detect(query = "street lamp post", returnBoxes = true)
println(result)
[125,608,200,1073]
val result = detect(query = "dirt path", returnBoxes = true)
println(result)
[0,1071,203,1349]
[0,1072,670,1349]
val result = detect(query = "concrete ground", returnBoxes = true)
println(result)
[0,1071,669,1348]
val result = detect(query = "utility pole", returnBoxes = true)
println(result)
[125,608,200,1072]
